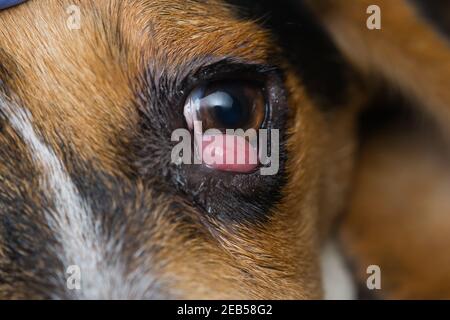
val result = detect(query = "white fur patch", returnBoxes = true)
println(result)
[0,95,151,299]
[321,240,357,300]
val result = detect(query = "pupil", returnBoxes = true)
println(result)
[205,90,249,129]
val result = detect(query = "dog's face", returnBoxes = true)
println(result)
[0,0,360,299]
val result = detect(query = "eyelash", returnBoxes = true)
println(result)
[180,60,275,90]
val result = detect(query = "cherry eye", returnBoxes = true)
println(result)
[184,81,266,131]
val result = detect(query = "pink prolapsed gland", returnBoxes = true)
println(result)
[201,134,258,173]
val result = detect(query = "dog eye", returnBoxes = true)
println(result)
[183,81,266,131]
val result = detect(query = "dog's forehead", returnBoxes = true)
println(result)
[0,0,273,165]
[118,0,273,63]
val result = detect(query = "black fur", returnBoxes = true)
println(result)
[224,0,357,109]
[0,115,65,299]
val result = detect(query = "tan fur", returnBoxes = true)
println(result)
[342,120,450,299]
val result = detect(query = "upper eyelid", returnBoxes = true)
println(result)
[179,59,281,97]
[190,59,279,81]
[139,57,279,98]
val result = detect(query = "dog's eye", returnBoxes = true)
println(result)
[183,81,265,131]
